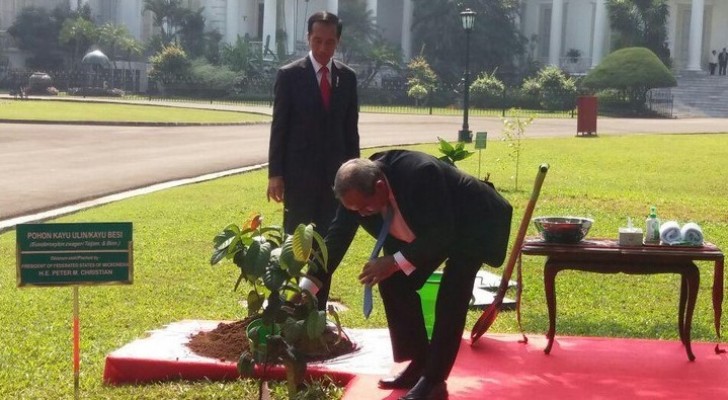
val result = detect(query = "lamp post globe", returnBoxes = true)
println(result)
[458,8,476,143]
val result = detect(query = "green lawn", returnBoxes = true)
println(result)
[1,133,727,399]
[0,99,269,124]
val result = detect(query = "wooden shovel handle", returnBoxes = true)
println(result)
[494,164,549,297]
[471,164,549,343]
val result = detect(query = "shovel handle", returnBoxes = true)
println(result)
[493,164,549,297]
[471,164,549,343]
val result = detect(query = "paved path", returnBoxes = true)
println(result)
[1,98,727,227]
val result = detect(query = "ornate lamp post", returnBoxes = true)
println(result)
[458,8,476,143]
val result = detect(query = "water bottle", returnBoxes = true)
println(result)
[644,206,660,244]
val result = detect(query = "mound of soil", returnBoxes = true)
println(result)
[187,315,357,363]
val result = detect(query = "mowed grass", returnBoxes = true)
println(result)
[0,99,269,124]
[1,133,727,399]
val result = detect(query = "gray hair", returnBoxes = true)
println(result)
[333,158,384,199]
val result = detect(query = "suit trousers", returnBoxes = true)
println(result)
[379,251,482,382]
[284,178,339,310]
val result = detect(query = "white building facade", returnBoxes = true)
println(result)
[520,0,728,73]
[0,0,415,68]
[3,0,727,73]
[68,0,414,60]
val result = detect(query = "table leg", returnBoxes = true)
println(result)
[682,263,700,361]
[543,261,558,355]
[713,258,724,352]
[678,271,687,345]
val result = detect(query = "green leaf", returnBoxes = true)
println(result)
[237,351,255,376]
[311,229,328,272]
[247,290,264,315]
[233,270,245,291]
[292,223,314,262]
[438,155,454,166]
[287,257,305,277]
[327,305,344,346]
[263,264,287,292]
[258,226,284,246]
[209,247,227,266]
[437,136,455,155]
[278,236,295,270]
[252,241,272,278]
[280,317,304,344]
[305,310,327,339]
[242,241,260,278]
[212,227,237,251]
[262,291,283,322]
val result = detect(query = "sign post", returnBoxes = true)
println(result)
[474,131,488,179]
[17,222,133,399]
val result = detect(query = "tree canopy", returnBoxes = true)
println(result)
[8,6,70,69]
[338,0,402,88]
[411,0,525,84]
[583,47,675,90]
[582,47,675,110]
[607,0,670,66]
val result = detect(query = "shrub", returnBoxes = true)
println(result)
[520,65,577,111]
[581,47,676,112]
[407,83,428,105]
[535,66,577,111]
[470,71,505,108]
[406,56,438,106]
[520,77,540,97]
[188,58,238,98]
[508,87,541,110]
[149,44,191,83]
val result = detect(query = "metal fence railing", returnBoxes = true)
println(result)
[646,88,674,118]
[0,67,674,119]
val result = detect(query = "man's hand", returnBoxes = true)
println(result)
[359,255,399,286]
[267,176,284,203]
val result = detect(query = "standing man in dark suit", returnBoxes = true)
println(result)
[267,11,359,308]
[719,48,728,76]
[306,150,513,400]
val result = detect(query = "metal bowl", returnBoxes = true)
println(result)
[533,216,593,244]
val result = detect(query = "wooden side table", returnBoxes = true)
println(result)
[520,238,725,361]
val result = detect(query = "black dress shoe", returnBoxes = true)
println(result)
[398,377,447,400]
[378,362,424,389]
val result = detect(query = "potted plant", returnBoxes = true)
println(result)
[210,214,350,398]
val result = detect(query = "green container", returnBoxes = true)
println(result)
[246,319,280,361]
[418,271,443,339]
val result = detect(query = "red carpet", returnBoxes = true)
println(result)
[104,321,728,399]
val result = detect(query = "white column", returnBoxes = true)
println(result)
[367,0,378,19]
[687,0,705,71]
[70,0,89,11]
[401,0,413,60]
[327,0,339,14]
[263,0,277,59]
[285,0,295,54]
[226,0,240,44]
[549,0,564,66]
[591,0,607,68]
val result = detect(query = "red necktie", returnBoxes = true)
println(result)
[320,66,331,110]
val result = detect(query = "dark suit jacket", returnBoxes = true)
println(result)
[268,55,359,194]
[318,150,513,287]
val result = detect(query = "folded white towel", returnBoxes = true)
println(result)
[659,221,682,244]
[681,222,704,245]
